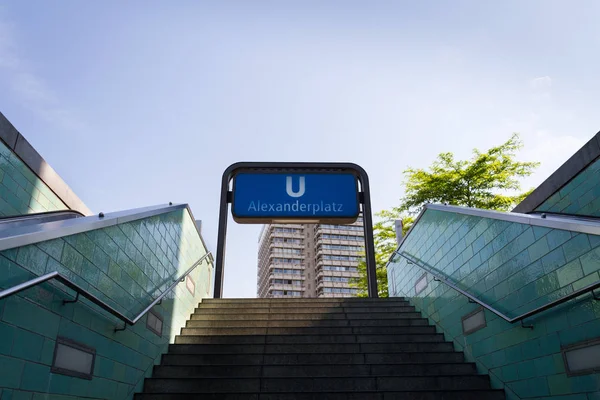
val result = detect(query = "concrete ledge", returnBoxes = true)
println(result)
[513,130,600,213]
[0,112,92,215]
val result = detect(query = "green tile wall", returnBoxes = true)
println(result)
[0,207,213,399]
[0,139,68,216]
[536,157,600,217]
[388,208,600,399]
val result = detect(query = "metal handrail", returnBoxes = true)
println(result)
[395,251,600,328]
[0,252,213,332]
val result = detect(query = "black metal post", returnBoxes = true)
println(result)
[214,162,379,299]
[355,167,379,298]
[213,168,232,299]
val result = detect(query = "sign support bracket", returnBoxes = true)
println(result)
[214,162,379,299]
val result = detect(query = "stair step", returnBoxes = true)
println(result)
[165,342,454,354]
[152,363,477,378]
[135,391,505,400]
[180,325,434,336]
[201,298,407,304]
[142,375,491,393]
[195,307,415,313]
[174,333,444,345]
[137,297,503,399]
[198,301,411,309]
[160,352,465,366]
[190,313,422,320]
[187,316,431,327]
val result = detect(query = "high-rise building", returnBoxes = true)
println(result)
[256,217,364,298]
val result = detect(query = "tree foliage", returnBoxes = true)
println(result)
[351,210,413,298]
[351,133,539,297]
[400,133,539,213]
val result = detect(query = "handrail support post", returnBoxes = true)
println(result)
[520,320,534,330]
[62,292,79,305]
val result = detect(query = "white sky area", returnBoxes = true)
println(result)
[0,1,598,298]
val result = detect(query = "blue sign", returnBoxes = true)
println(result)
[232,173,359,223]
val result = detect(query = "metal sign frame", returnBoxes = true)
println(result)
[214,162,379,298]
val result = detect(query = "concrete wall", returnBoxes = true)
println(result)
[0,207,212,399]
[534,157,600,217]
[0,112,91,216]
[514,130,600,216]
[0,139,69,217]
[388,208,600,399]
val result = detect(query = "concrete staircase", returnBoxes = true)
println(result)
[135,298,505,399]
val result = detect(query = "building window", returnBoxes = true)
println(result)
[562,337,600,376]
[414,274,428,295]
[186,275,195,295]
[147,309,163,337]
[51,337,96,380]
[461,307,486,335]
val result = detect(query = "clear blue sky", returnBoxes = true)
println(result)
[1,1,599,297]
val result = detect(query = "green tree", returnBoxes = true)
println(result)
[351,133,538,297]
[352,210,413,298]
[400,133,539,213]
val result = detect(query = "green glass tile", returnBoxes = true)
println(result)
[533,226,552,240]
[509,376,550,397]
[516,358,537,379]
[115,382,131,399]
[75,234,95,260]
[87,377,118,399]
[572,272,599,291]
[106,226,128,250]
[15,187,28,202]
[534,354,558,376]
[520,339,542,360]
[556,259,584,287]
[93,232,119,261]
[48,373,83,396]
[501,364,519,382]
[544,310,570,333]
[107,260,121,281]
[538,333,560,356]
[40,338,55,365]
[16,246,48,276]
[541,247,567,274]
[2,296,60,338]
[563,234,592,263]
[0,355,25,389]
[19,362,50,392]
[566,301,596,327]
[0,389,11,400]
[80,259,100,286]
[528,237,551,262]
[11,328,44,362]
[37,239,65,261]
[0,322,15,355]
[558,324,589,347]
[569,375,599,393]
[10,391,33,400]
[3,175,18,194]
[72,306,93,329]
[60,245,83,274]
[579,246,600,276]
[535,272,560,297]
[2,248,18,262]
[93,356,115,379]
[588,236,600,253]
[91,246,110,274]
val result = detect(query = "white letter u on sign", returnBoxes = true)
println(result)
[286,176,305,198]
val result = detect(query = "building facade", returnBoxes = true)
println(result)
[256,217,364,298]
